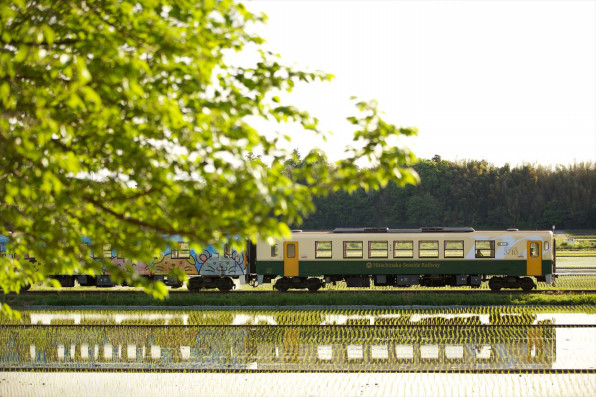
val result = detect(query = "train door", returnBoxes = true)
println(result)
[527,241,542,276]
[284,241,299,277]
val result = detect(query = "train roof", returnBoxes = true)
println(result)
[332,227,476,233]
[288,227,552,235]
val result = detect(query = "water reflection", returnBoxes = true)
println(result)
[21,310,596,327]
[1,324,594,371]
[2,309,594,372]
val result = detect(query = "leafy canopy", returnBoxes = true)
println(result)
[0,0,418,310]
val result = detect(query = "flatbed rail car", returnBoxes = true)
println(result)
[247,227,555,291]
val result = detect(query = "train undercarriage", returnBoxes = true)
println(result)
[265,274,538,292]
[47,273,538,293]
[49,274,241,292]
[49,274,185,289]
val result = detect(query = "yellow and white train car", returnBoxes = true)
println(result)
[248,227,555,291]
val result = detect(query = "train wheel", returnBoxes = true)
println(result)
[521,277,535,292]
[217,277,234,292]
[306,278,322,292]
[274,278,290,292]
[488,278,502,291]
[187,278,202,292]
[56,276,75,288]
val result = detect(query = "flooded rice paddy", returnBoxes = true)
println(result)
[1,307,595,396]
[0,307,595,372]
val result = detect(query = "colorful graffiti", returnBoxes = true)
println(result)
[3,234,246,279]
[196,248,244,276]
[111,258,150,275]
[151,246,245,277]
[153,253,198,275]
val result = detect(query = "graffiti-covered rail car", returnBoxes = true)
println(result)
[86,237,247,291]
[1,235,247,292]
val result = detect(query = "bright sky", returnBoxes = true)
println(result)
[242,0,596,167]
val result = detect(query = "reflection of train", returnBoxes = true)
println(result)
[1,227,555,291]
[13,309,552,327]
[0,321,557,371]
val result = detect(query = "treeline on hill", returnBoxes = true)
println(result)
[292,155,596,230]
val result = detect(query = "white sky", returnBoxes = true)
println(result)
[241,0,596,167]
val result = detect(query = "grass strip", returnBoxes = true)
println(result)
[2,291,595,308]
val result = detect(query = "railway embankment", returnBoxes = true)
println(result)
[2,290,595,309]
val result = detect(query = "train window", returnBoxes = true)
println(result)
[171,243,184,259]
[344,241,363,258]
[369,241,388,258]
[444,241,464,258]
[315,241,332,258]
[179,243,190,259]
[286,243,296,258]
[102,244,112,259]
[419,241,439,258]
[223,244,232,258]
[394,241,413,258]
[271,244,278,257]
[530,242,539,257]
[475,241,495,258]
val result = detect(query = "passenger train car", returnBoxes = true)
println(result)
[248,227,555,292]
[1,227,555,292]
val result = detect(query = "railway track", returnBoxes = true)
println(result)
[18,289,596,296]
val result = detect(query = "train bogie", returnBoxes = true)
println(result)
[273,277,324,292]
[188,276,235,292]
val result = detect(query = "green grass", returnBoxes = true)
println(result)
[556,257,595,267]
[560,230,596,237]
[557,250,596,257]
[555,231,596,253]
[2,290,595,308]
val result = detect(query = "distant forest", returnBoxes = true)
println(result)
[294,156,596,231]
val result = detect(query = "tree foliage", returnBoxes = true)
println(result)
[0,0,418,307]
[298,157,596,231]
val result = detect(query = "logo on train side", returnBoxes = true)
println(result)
[366,262,441,269]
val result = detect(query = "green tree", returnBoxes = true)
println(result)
[297,158,595,231]
[0,0,419,313]
[405,192,441,227]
